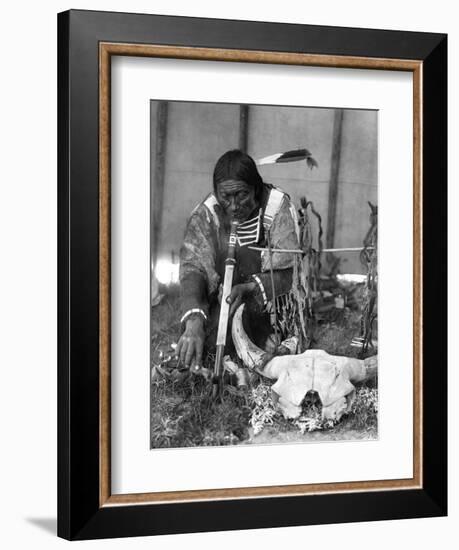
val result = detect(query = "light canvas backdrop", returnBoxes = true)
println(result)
[151,101,377,275]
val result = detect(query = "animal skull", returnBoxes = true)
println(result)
[232,304,377,421]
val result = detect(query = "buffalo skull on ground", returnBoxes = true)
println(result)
[232,304,377,421]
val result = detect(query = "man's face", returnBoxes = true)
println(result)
[216,179,258,222]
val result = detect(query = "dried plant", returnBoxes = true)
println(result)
[249,383,277,435]
[359,202,378,356]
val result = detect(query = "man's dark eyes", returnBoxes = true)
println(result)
[220,191,249,203]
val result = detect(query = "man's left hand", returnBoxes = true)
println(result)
[226,282,256,316]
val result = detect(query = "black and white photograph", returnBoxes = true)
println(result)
[0,0,452,545]
[150,100,378,448]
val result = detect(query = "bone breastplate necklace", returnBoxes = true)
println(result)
[236,209,261,246]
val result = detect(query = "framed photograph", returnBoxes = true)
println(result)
[57,9,447,540]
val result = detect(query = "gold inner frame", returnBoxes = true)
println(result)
[99,42,423,507]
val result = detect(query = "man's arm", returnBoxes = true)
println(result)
[179,271,209,324]
[179,205,220,320]
[177,205,219,366]
[251,268,293,308]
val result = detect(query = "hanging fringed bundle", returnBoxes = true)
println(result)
[356,202,378,356]
[277,196,324,351]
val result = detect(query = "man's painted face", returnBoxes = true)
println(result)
[216,179,258,222]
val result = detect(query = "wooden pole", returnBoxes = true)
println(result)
[248,245,374,254]
[151,100,168,265]
[239,104,249,152]
[326,109,344,255]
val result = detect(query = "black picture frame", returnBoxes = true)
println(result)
[58,9,447,540]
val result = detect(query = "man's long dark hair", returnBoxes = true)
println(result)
[213,149,264,200]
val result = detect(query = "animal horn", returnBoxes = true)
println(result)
[364,355,378,379]
[232,304,270,371]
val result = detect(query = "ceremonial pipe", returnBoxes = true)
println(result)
[212,220,239,399]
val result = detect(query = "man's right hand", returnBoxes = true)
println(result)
[176,316,205,368]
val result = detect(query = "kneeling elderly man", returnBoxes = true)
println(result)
[176,149,299,368]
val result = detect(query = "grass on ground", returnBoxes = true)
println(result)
[151,285,377,449]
